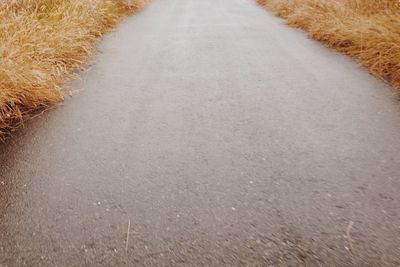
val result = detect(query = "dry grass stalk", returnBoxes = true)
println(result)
[257,0,400,90]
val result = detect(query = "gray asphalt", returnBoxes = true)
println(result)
[1,0,400,265]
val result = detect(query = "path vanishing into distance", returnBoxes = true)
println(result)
[1,0,400,265]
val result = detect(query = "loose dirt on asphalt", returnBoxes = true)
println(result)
[1,0,400,265]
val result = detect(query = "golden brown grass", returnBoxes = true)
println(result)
[0,0,147,136]
[257,0,400,89]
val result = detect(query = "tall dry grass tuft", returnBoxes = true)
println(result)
[257,0,400,89]
[0,0,147,136]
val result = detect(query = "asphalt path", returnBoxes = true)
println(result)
[1,0,400,265]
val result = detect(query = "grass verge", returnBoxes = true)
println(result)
[0,0,147,137]
[257,0,400,89]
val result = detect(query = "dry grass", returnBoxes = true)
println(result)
[0,0,147,136]
[257,0,400,89]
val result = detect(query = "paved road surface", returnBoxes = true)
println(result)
[1,0,400,265]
